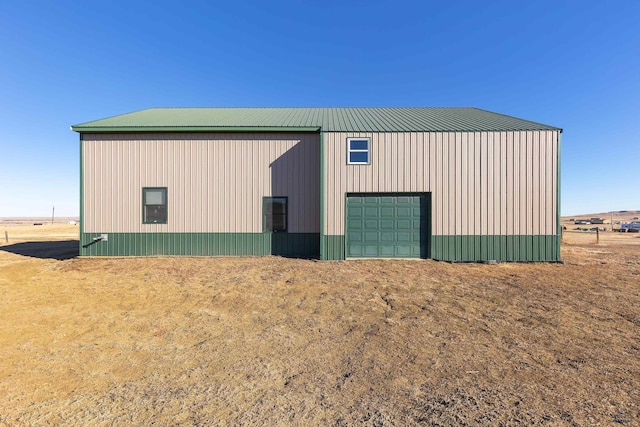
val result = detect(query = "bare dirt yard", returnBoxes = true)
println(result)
[1,223,639,426]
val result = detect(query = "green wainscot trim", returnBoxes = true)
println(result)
[431,235,559,262]
[80,232,319,258]
[322,235,345,260]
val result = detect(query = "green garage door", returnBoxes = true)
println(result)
[346,194,430,258]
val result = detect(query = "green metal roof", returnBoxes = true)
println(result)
[71,107,561,133]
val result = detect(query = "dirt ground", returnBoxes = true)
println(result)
[1,223,639,426]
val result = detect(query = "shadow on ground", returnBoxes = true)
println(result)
[0,240,79,260]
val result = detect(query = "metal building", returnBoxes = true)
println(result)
[72,107,561,261]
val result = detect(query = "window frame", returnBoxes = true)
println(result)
[347,137,371,165]
[263,196,288,233]
[142,187,168,224]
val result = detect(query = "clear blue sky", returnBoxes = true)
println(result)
[1,0,638,217]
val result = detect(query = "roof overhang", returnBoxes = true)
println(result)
[70,126,322,133]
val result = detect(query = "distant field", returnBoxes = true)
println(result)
[561,210,640,245]
[0,217,79,226]
[561,209,640,228]
[0,221,639,425]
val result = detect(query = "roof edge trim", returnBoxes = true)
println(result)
[71,126,322,133]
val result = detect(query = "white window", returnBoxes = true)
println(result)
[347,138,370,165]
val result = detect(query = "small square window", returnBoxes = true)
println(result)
[264,197,288,232]
[347,138,370,165]
[143,187,167,224]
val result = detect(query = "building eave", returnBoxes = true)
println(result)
[70,126,322,133]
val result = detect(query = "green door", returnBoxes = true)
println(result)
[346,194,430,258]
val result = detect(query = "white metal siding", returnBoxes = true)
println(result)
[83,133,320,233]
[324,130,559,236]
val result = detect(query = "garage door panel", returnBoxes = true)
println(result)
[348,246,363,256]
[380,246,395,256]
[380,232,395,242]
[364,207,379,217]
[380,207,394,217]
[349,231,364,243]
[347,219,363,230]
[396,245,412,256]
[397,232,411,242]
[348,208,363,219]
[364,219,378,229]
[380,219,394,229]
[364,231,379,242]
[397,207,411,217]
[363,246,379,256]
[397,220,411,229]
[346,194,429,258]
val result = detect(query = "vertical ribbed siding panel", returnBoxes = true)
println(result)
[449,132,456,244]
[552,131,559,235]
[547,131,556,235]
[488,132,497,237]
[83,133,319,234]
[499,132,508,236]
[128,138,137,229]
[505,132,514,238]
[225,137,232,231]
[85,140,93,230]
[210,138,220,232]
[410,133,417,190]
[488,132,497,236]
[117,138,125,231]
[495,133,505,259]
[533,132,541,237]
[530,131,538,259]
[469,132,482,259]
[518,131,527,259]
[513,132,521,236]
[454,132,462,238]
[494,132,509,260]
[479,132,488,238]
[439,132,448,237]
[472,132,481,240]
[433,133,442,236]
[460,132,475,260]
[460,132,468,237]
[525,131,533,236]
[516,131,525,255]
[394,133,402,192]
[538,131,547,237]
[428,132,437,218]
[325,134,336,235]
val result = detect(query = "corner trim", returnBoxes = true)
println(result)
[79,136,84,247]
[319,131,326,260]
[556,131,562,259]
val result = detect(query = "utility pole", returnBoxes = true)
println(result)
[52,206,55,225]
[611,212,613,231]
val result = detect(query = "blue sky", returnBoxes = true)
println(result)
[1,0,638,217]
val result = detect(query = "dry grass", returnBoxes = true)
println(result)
[1,224,639,426]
